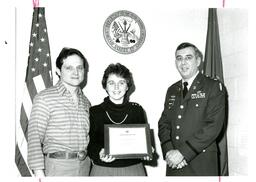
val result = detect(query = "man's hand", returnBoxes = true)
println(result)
[176,159,188,169]
[165,150,184,168]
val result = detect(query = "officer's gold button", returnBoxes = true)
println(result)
[180,105,184,109]
[195,104,199,107]
[176,136,180,140]
[203,149,206,152]
[178,115,182,119]
[176,125,180,129]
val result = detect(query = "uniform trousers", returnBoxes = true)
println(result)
[45,156,91,176]
[90,162,146,176]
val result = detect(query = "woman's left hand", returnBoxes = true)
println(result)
[143,147,154,161]
[143,156,152,161]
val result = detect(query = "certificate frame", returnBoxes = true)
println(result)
[104,124,152,159]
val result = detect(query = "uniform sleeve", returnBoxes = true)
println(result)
[178,82,226,162]
[27,94,49,170]
[158,88,174,159]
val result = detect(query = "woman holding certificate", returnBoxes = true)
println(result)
[87,63,151,176]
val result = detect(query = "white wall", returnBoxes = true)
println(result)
[0,1,16,177]
[0,0,253,180]
[218,9,248,176]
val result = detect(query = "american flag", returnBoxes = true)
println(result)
[15,7,52,176]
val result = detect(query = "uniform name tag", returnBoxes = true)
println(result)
[191,91,206,99]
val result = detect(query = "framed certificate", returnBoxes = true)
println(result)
[104,124,152,159]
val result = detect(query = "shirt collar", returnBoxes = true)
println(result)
[56,80,82,96]
[182,71,199,89]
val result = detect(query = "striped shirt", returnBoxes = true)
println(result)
[27,80,91,170]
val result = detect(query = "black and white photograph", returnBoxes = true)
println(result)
[0,0,253,181]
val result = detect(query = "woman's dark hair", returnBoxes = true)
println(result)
[102,63,133,91]
[56,47,88,71]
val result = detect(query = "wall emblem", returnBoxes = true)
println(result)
[103,10,146,54]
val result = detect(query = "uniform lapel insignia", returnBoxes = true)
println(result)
[219,82,223,91]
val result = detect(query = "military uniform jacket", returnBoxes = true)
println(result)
[158,73,226,176]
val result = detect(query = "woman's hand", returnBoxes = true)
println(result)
[99,148,116,163]
[143,156,152,161]
[143,147,154,161]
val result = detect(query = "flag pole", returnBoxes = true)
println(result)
[33,0,39,7]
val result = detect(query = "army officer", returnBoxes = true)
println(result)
[158,42,226,176]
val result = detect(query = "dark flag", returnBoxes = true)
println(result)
[203,8,229,176]
[15,7,52,176]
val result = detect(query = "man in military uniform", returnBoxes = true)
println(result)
[158,42,226,176]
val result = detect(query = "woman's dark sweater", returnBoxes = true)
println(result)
[87,97,146,167]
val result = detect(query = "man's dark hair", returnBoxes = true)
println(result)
[176,42,203,60]
[56,47,88,71]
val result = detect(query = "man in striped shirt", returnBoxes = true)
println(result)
[28,48,91,176]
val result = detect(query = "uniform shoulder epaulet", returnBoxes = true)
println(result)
[212,78,223,91]
[219,82,223,91]
[131,102,141,107]
[205,75,223,91]
[206,75,219,82]
[213,78,223,91]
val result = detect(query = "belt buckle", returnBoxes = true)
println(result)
[77,151,86,161]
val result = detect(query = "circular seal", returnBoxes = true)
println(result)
[103,10,146,54]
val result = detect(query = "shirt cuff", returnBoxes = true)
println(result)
[161,140,174,159]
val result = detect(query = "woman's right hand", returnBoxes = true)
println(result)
[99,148,116,163]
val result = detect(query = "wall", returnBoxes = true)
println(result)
[218,9,248,175]
[0,2,16,178]
[0,0,251,180]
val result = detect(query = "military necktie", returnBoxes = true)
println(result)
[183,81,188,98]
